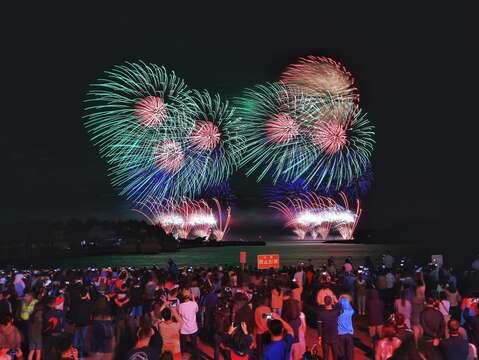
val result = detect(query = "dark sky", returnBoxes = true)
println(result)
[2,3,478,232]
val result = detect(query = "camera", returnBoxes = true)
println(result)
[262,313,273,320]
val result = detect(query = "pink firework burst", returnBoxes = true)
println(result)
[312,121,347,155]
[154,140,184,172]
[265,114,300,144]
[134,96,168,127]
[189,121,221,150]
[281,56,358,101]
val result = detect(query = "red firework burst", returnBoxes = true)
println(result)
[134,96,168,127]
[189,121,221,150]
[265,114,300,144]
[154,140,184,172]
[312,120,347,155]
[281,56,358,101]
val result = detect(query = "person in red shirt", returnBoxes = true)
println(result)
[254,296,271,356]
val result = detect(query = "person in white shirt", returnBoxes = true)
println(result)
[293,266,304,288]
[394,290,412,329]
[178,289,199,357]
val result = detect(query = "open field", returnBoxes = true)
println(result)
[32,240,438,268]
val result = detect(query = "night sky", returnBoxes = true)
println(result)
[2,3,478,234]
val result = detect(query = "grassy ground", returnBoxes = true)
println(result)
[33,241,420,268]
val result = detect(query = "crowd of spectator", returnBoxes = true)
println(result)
[0,254,478,359]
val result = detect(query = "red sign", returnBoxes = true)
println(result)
[240,251,247,264]
[257,254,280,269]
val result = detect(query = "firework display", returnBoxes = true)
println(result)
[184,90,245,188]
[84,61,193,152]
[281,56,359,102]
[303,97,375,190]
[84,55,375,242]
[84,61,196,201]
[235,82,318,183]
[237,85,374,191]
[133,197,231,241]
[270,192,362,240]
[84,61,244,203]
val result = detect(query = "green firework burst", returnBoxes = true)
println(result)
[183,90,246,188]
[236,83,374,191]
[235,82,318,183]
[83,61,207,202]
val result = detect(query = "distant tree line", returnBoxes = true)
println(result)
[0,219,179,262]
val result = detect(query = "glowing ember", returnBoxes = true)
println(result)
[312,121,347,155]
[134,96,168,127]
[265,114,300,144]
[190,121,221,150]
[154,140,184,172]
